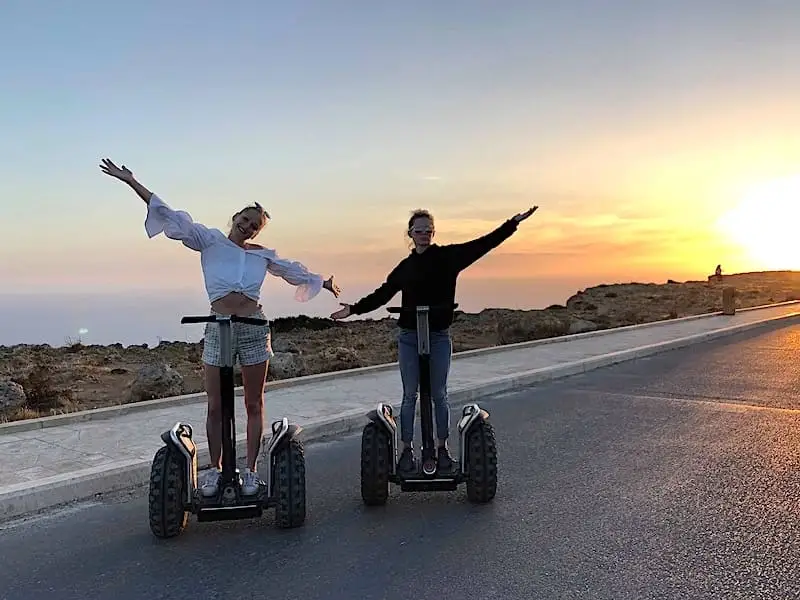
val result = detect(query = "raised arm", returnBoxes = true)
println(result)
[100,158,153,204]
[445,206,538,272]
[99,158,215,252]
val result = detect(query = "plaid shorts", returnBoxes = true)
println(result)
[201,309,275,367]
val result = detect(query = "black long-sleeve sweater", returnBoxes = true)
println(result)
[349,218,520,331]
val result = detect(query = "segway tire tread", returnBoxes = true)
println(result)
[465,420,498,504]
[148,445,189,538]
[360,422,390,506]
[274,438,306,529]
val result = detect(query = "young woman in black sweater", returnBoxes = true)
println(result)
[330,206,538,473]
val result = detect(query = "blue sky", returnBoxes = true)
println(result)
[1,1,799,339]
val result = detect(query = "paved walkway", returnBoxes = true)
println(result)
[1,302,799,509]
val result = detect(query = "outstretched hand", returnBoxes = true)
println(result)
[512,206,538,223]
[323,276,342,298]
[99,158,135,183]
[330,303,352,320]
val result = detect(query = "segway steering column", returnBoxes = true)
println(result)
[180,314,268,486]
[387,303,458,476]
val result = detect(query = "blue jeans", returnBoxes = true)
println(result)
[397,328,452,445]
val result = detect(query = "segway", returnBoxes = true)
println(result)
[147,313,306,539]
[360,303,498,505]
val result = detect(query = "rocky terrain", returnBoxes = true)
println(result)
[1,270,799,423]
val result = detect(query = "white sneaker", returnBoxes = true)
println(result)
[200,469,220,497]
[241,469,261,496]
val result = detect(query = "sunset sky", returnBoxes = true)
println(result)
[1,1,799,344]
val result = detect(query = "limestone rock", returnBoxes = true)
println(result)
[568,319,599,334]
[269,352,307,379]
[128,363,184,403]
[0,380,26,409]
[272,338,300,354]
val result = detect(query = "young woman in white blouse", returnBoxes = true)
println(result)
[100,158,341,497]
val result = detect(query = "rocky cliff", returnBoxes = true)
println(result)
[1,270,798,423]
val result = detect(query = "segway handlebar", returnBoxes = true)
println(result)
[386,303,458,315]
[181,314,269,326]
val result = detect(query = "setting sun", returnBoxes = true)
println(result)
[715,175,800,270]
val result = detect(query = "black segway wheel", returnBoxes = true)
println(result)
[148,445,189,538]
[465,420,498,504]
[273,438,306,528]
[360,421,391,506]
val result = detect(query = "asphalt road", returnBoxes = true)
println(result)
[2,322,800,600]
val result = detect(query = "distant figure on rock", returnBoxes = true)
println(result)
[330,204,539,475]
[710,264,723,282]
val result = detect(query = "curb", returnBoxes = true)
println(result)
[3,300,799,434]
[2,308,798,523]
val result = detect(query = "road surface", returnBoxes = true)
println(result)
[2,322,799,599]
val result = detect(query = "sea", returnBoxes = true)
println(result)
[0,277,595,348]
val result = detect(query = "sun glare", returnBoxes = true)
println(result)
[715,175,800,270]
